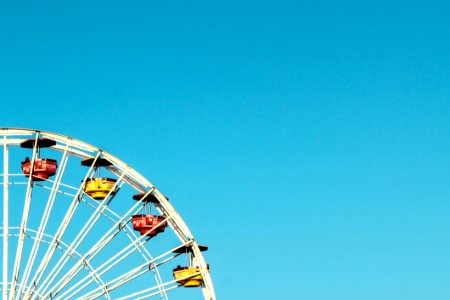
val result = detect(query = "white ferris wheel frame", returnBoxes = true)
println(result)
[0,128,215,300]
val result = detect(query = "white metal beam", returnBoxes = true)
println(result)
[38,170,128,297]
[3,137,9,300]
[71,242,190,300]
[23,151,102,299]
[16,144,70,298]
[44,190,152,296]
[9,134,39,300]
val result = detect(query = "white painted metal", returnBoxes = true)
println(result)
[45,191,154,297]
[1,226,109,297]
[39,174,127,297]
[22,154,101,299]
[16,144,70,298]
[0,128,215,300]
[115,280,179,300]
[56,215,176,300]
[10,134,39,300]
[3,137,9,300]
[74,242,189,300]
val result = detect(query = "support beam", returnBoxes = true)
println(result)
[3,137,9,300]
[10,134,39,300]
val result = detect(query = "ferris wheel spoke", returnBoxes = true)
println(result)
[10,228,110,300]
[86,192,169,300]
[68,242,189,300]
[91,267,153,299]
[123,284,179,300]
[76,192,156,263]
[16,144,70,298]
[59,257,150,300]
[135,267,213,300]
[42,191,153,299]
[44,239,110,300]
[55,222,180,300]
[9,134,40,300]
[3,138,10,300]
[23,151,103,299]
[38,170,129,297]
[113,279,181,300]
[48,218,157,299]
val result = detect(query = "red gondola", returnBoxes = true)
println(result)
[21,157,57,181]
[132,214,167,237]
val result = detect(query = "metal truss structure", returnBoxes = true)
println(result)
[0,128,215,300]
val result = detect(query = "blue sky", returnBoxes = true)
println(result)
[1,0,450,299]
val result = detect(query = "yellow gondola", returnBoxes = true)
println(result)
[83,178,117,200]
[173,266,204,287]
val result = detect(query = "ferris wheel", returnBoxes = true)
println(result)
[0,128,215,300]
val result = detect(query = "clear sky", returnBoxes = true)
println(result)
[0,0,449,299]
